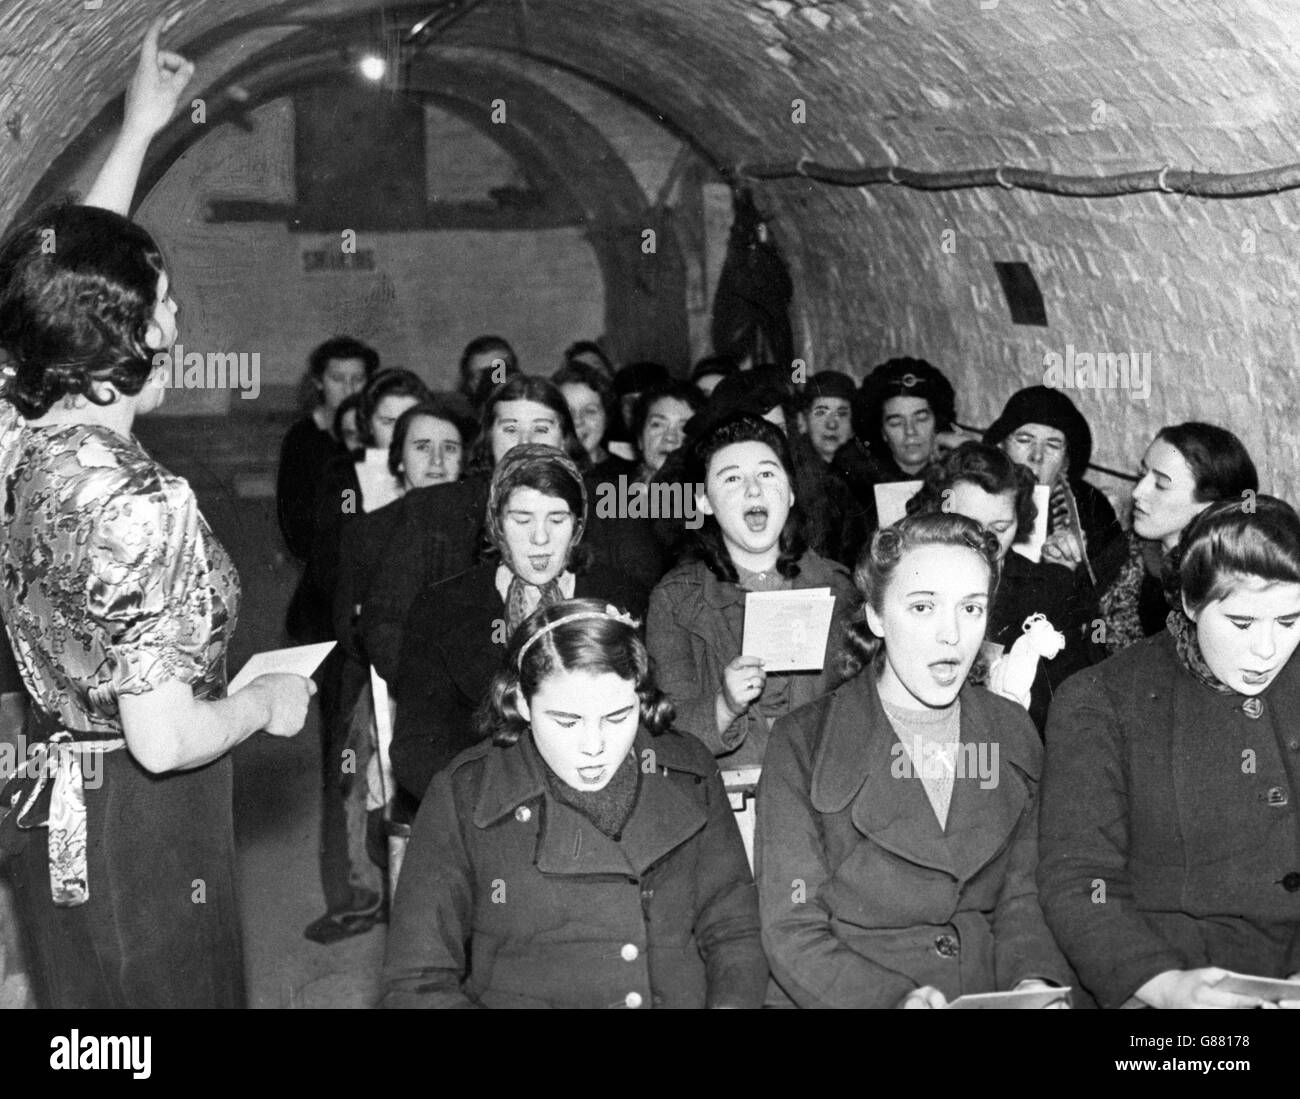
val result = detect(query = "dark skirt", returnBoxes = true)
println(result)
[7,748,245,1008]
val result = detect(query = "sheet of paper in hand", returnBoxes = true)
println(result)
[742,588,835,673]
[1010,485,1052,564]
[1215,972,1300,1003]
[945,986,1071,1010]
[227,642,336,695]
[873,480,923,529]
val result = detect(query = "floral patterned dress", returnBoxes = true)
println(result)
[0,402,246,1008]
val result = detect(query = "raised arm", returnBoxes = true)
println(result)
[83,15,195,216]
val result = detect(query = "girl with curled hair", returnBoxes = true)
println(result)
[756,514,1072,1008]
[904,441,1102,734]
[1040,496,1300,1009]
[381,598,768,1008]
[648,414,857,769]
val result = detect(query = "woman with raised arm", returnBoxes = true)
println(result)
[1039,496,1300,1009]
[0,20,314,1007]
[756,514,1071,1008]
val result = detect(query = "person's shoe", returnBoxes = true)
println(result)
[303,910,381,945]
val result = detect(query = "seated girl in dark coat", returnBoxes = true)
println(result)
[363,375,663,682]
[1039,496,1300,1009]
[390,445,647,805]
[381,599,768,1008]
[757,514,1072,1007]
[906,442,1100,734]
[647,415,858,769]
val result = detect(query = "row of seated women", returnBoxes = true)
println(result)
[379,490,1300,1008]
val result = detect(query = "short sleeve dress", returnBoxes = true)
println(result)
[0,407,246,1008]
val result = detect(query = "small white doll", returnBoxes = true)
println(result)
[987,613,1066,710]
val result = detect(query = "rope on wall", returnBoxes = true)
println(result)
[734,156,1300,199]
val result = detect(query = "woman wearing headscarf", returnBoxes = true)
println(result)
[982,385,1122,576]
[388,445,647,806]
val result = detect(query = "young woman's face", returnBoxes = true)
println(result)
[1132,438,1208,549]
[522,668,640,792]
[319,357,368,415]
[371,393,420,450]
[806,396,853,462]
[499,486,575,586]
[400,414,463,490]
[947,480,1019,563]
[865,543,991,709]
[339,408,362,452]
[489,399,563,465]
[699,440,794,562]
[1001,422,1068,486]
[1188,578,1300,696]
[881,396,936,474]
[638,396,694,473]
[560,382,606,460]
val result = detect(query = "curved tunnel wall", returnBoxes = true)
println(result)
[2,0,1298,503]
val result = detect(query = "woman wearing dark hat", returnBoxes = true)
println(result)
[982,385,1121,575]
[799,370,857,465]
[388,444,646,805]
[1039,496,1300,1008]
[854,357,957,483]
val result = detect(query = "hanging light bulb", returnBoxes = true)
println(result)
[359,54,387,82]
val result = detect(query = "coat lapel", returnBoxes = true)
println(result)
[810,674,1033,881]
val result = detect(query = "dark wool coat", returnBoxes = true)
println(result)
[1038,630,1300,1008]
[757,670,1072,1008]
[390,561,648,804]
[381,727,769,1008]
[646,550,857,768]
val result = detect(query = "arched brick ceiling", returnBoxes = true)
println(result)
[3,0,1299,496]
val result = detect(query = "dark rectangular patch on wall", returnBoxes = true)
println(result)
[294,83,427,230]
[993,261,1048,326]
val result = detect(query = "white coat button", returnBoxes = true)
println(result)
[621,943,639,962]
[514,806,531,822]
[625,991,643,1008]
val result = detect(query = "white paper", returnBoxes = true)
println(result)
[1215,972,1300,1003]
[742,588,835,673]
[227,642,336,695]
[945,986,1071,1010]
[873,480,924,528]
[1010,485,1052,564]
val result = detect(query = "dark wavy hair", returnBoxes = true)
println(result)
[855,357,956,456]
[477,598,673,746]
[0,203,166,418]
[387,398,471,479]
[355,368,431,448]
[906,442,1038,548]
[686,414,807,583]
[563,339,613,377]
[841,512,1001,679]
[1155,422,1258,504]
[334,393,363,453]
[465,373,588,476]
[309,336,379,381]
[1177,495,1300,616]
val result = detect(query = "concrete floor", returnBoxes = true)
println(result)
[1,415,387,1009]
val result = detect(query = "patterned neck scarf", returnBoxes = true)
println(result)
[1098,532,1172,655]
[1167,607,1232,694]
[504,573,566,634]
